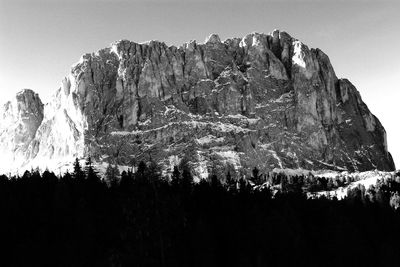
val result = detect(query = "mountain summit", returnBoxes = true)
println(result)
[0,30,395,176]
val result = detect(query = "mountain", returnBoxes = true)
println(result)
[0,89,44,172]
[0,30,395,177]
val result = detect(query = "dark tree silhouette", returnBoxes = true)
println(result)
[73,158,85,180]
[2,158,400,266]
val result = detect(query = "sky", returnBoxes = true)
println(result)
[0,0,399,168]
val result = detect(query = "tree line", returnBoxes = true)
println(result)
[1,158,400,266]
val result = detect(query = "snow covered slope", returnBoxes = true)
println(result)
[310,170,395,199]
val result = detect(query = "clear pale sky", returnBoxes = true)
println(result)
[1,0,399,168]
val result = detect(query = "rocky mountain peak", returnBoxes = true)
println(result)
[2,88,44,137]
[0,29,395,176]
[15,89,44,120]
[205,33,221,44]
[0,89,44,170]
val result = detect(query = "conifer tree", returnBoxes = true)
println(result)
[171,165,181,187]
[147,160,161,183]
[85,156,99,183]
[105,164,119,187]
[226,171,236,191]
[73,158,85,180]
[137,161,147,175]
[251,166,263,185]
[181,162,193,190]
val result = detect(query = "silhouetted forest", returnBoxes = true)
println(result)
[1,158,400,267]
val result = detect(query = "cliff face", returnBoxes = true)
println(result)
[0,30,395,176]
[0,89,44,170]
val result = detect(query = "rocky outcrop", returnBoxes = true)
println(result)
[0,89,44,170]
[0,29,395,176]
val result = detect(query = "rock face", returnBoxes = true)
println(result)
[0,30,395,177]
[0,89,44,170]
